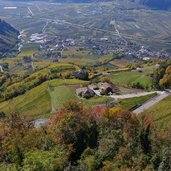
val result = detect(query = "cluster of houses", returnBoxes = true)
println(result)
[76,82,119,99]
[29,32,170,63]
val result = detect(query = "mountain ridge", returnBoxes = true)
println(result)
[3,0,171,10]
[0,19,19,54]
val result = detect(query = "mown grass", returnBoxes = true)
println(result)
[118,93,157,111]
[132,76,153,89]
[49,86,78,110]
[109,69,154,88]
[143,95,171,129]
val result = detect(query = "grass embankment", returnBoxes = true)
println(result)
[118,93,157,111]
[143,95,171,129]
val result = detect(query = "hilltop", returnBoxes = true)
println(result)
[0,20,19,55]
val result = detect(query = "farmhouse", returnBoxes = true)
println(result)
[99,82,118,95]
[76,87,95,99]
[88,84,99,90]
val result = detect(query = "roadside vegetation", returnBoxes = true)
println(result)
[143,95,171,129]
[118,93,157,111]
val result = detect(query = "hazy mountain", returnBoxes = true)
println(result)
[3,0,171,10]
[0,20,19,53]
[138,0,171,10]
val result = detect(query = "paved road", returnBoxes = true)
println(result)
[110,91,161,100]
[133,91,170,115]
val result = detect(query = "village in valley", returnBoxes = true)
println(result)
[0,1,171,170]
[0,0,171,127]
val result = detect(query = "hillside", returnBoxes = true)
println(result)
[0,19,19,54]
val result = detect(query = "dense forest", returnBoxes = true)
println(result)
[0,101,170,170]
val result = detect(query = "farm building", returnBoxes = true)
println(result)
[99,82,119,95]
[76,87,95,99]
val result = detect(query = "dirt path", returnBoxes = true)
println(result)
[47,86,56,113]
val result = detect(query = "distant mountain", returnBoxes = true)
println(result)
[3,0,171,10]
[138,0,171,10]
[0,20,19,53]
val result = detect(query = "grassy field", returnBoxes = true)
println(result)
[0,79,88,118]
[0,82,51,118]
[49,85,78,110]
[109,68,154,89]
[118,93,157,111]
[143,95,171,129]
[132,76,153,89]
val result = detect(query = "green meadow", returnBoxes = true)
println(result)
[109,68,155,89]
[0,79,87,118]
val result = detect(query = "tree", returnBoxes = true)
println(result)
[140,124,151,155]
[0,111,5,119]
[22,148,68,171]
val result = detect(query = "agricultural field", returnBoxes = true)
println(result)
[0,77,115,118]
[0,79,88,118]
[0,82,51,118]
[143,95,171,129]
[109,67,156,89]
[60,57,97,66]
